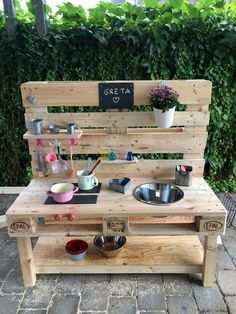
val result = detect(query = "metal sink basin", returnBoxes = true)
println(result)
[133,183,184,205]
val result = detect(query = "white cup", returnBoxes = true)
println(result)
[77,170,98,190]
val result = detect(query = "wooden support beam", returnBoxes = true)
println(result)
[0,215,7,229]
[33,0,48,38]
[3,0,17,39]
[17,237,36,287]
[202,235,218,286]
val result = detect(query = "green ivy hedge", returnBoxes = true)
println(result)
[0,0,235,191]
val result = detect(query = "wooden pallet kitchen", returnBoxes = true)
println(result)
[6,80,227,287]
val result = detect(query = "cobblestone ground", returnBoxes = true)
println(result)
[0,194,236,314]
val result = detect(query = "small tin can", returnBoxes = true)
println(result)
[67,123,76,134]
[175,165,192,186]
[30,118,43,135]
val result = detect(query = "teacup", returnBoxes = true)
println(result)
[77,170,98,190]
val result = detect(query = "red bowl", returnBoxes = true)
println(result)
[65,239,88,255]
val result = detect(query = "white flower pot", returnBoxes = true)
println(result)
[153,107,175,128]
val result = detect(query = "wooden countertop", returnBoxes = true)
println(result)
[6,177,226,218]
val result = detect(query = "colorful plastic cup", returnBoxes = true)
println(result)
[46,152,57,164]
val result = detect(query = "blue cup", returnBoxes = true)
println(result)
[126,151,134,161]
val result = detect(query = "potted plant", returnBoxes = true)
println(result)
[148,85,180,128]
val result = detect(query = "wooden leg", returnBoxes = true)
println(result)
[0,215,7,228]
[202,235,218,287]
[17,237,36,287]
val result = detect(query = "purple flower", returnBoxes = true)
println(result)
[148,84,180,112]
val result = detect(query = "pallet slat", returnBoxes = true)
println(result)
[21,80,212,107]
[23,130,83,140]
[9,223,199,237]
[30,159,205,178]
[28,132,207,154]
[24,111,210,128]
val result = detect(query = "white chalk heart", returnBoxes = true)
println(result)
[113,97,120,104]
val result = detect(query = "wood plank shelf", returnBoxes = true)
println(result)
[23,130,83,140]
[101,157,138,164]
[33,235,204,274]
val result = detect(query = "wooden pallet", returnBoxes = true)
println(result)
[6,80,227,287]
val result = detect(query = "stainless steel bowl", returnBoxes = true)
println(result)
[48,124,61,134]
[133,183,184,205]
[94,236,126,258]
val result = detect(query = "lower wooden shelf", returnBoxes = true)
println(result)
[33,235,203,274]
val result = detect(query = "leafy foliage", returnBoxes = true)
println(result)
[0,0,235,191]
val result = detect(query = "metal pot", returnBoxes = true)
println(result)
[47,183,78,203]
[94,235,126,258]
[65,239,88,261]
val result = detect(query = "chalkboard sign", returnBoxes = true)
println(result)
[99,83,134,109]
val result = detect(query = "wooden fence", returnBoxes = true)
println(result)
[2,0,216,39]
[3,0,47,39]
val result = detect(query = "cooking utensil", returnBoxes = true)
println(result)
[109,177,131,194]
[36,151,44,172]
[94,236,126,258]
[88,159,101,175]
[180,165,186,172]
[47,140,58,164]
[84,157,92,175]
[69,141,76,178]
[47,183,78,203]
[185,165,193,172]
[48,124,61,134]
[34,139,48,177]
[51,143,68,174]
[65,239,88,261]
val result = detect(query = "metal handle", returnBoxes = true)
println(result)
[73,186,78,193]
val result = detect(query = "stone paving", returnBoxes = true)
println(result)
[0,194,236,314]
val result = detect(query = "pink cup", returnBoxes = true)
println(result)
[47,183,78,203]
[46,153,57,164]
[46,152,57,164]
